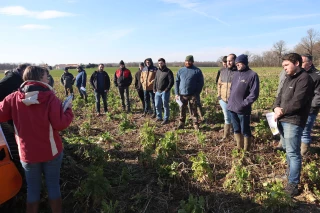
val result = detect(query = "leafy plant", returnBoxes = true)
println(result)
[255,181,294,210]
[223,162,251,195]
[178,194,205,213]
[190,152,213,183]
[101,200,119,213]
[302,161,320,184]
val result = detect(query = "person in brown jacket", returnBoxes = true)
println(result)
[140,58,158,117]
[217,53,237,142]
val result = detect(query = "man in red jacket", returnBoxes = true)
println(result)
[114,60,132,112]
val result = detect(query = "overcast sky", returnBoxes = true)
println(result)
[0,0,320,65]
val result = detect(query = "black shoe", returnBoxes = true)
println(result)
[156,118,163,122]
[284,183,299,197]
[161,120,169,125]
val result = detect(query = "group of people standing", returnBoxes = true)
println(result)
[217,52,319,197]
[0,52,319,212]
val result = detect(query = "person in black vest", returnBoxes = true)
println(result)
[60,67,74,97]
[90,64,110,116]
[114,60,132,112]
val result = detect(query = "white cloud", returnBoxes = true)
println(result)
[20,24,51,30]
[0,6,76,19]
[160,0,229,25]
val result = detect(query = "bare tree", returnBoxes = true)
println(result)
[299,28,320,55]
[273,40,287,66]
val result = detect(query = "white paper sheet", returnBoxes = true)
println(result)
[176,97,183,107]
[62,95,73,112]
[266,112,279,135]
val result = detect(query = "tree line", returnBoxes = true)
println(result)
[0,28,319,71]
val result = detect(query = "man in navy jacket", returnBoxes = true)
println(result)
[227,54,259,151]
[175,55,204,130]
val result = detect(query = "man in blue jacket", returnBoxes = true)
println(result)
[227,54,259,151]
[75,65,88,102]
[175,55,204,130]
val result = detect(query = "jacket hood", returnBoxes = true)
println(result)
[144,58,154,67]
[18,81,54,106]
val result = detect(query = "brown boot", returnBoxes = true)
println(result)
[244,137,251,152]
[26,201,40,213]
[219,124,231,142]
[49,198,62,213]
[234,133,244,149]
[301,142,309,156]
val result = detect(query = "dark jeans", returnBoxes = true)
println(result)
[229,111,251,137]
[64,86,73,96]
[137,89,145,111]
[77,86,87,100]
[143,90,155,114]
[118,87,130,110]
[179,95,198,124]
[94,91,107,113]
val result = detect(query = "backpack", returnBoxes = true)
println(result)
[0,127,22,205]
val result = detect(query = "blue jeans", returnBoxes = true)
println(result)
[229,111,251,137]
[95,91,107,113]
[20,151,64,203]
[155,91,170,120]
[301,113,317,145]
[143,90,155,114]
[219,99,231,124]
[278,122,303,184]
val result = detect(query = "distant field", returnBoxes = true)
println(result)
[0,66,283,79]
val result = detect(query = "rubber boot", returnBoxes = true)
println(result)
[234,133,244,149]
[301,142,309,156]
[219,124,231,142]
[49,198,62,213]
[244,137,251,152]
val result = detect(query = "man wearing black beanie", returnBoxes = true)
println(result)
[114,60,132,112]
[227,54,260,152]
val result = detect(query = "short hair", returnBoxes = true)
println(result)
[301,53,313,62]
[99,63,104,67]
[222,56,227,63]
[23,66,49,81]
[158,58,166,63]
[282,53,302,67]
[18,63,31,71]
[228,54,237,60]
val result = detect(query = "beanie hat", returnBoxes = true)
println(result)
[185,55,194,62]
[235,54,248,66]
[140,62,144,66]
[119,60,125,65]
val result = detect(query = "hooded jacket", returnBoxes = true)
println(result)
[274,69,314,127]
[0,81,74,163]
[114,67,132,88]
[227,67,260,114]
[140,58,158,91]
[153,66,174,92]
[175,65,204,96]
[217,66,237,102]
